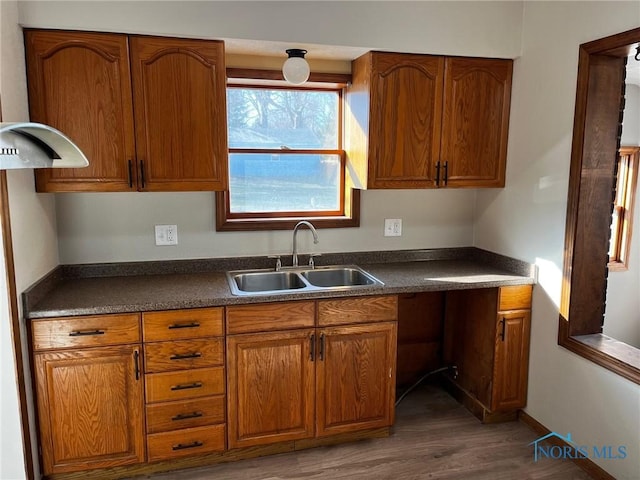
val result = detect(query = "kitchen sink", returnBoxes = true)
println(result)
[226,265,384,296]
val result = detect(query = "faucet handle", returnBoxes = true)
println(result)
[268,255,282,271]
[308,253,322,269]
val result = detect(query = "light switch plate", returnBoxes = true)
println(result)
[155,225,178,245]
[384,218,402,237]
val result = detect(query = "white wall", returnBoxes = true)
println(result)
[604,83,640,347]
[1,1,59,478]
[474,2,640,479]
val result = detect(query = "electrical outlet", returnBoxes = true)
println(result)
[155,225,178,246]
[384,218,402,237]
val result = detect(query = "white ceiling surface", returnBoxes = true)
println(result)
[628,45,640,86]
[224,38,367,61]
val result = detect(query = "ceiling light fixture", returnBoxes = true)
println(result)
[283,49,310,85]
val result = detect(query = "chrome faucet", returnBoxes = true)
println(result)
[292,221,319,267]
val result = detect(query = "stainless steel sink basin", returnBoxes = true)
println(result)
[226,265,383,296]
[302,267,378,287]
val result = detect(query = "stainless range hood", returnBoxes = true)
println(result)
[0,122,89,170]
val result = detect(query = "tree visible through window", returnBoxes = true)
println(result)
[226,86,343,216]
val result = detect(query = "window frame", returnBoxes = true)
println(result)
[216,70,360,231]
[608,146,639,270]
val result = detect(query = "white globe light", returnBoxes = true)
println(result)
[283,55,310,85]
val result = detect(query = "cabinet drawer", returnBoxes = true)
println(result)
[318,296,398,326]
[31,314,140,351]
[145,338,224,373]
[226,301,315,334]
[498,285,532,311]
[143,308,223,342]
[147,424,225,462]
[146,367,225,403]
[146,395,225,434]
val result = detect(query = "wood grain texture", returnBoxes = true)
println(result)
[227,329,315,448]
[31,313,141,351]
[316,322,397,437]
[491,310,531,412]
[24,30,137,192]
[226,301,315,334]
[142,308,223,342]
[146,395,225,434]
[441,57,512,188]
[145,367,225,403]
[130,36,228,191]
[147,424,226,462]
[317,295,398,327]
[144,338,224,373]
[35,345,145,475]
[498,285,533,311]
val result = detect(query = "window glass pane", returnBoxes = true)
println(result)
[229,153,341,213]
[227,88,339,149]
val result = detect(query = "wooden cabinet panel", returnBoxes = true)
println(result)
[35,345,145,474]
[316,322,397,437]
[143,308,223,342]
[226,301,315,334]
[499,285,533,311]
[130,36,228,191]
[145,367,225,403]
[317,295,398,327]
[146,396,225,434]
[31,313,140,351]
[147,424,225,462]
[144,338,224,373]
[491,310,531,412]
[227,329,315,448]
[25,30,136,192]
[441,57,512,187]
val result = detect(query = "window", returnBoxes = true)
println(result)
[216,73,359,231]
[609,147,639,270]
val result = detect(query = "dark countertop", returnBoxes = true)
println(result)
[24,248,536,319]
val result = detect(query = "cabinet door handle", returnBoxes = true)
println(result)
[319,334,325,361]
[310,334,315,361]
[500,318,506,342]
[127,159,133,188]
[443,161,448,186]
[170,352,202,361]
[171,411,204,421]
[134,349,140,381]
[171,382,203,391]
[172,441,203,451]
[139,160,146,189]
[435,161,441,186]
[69,329,105,337]
[168,322,200,330]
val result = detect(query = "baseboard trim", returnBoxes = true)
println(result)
[518,411,616,480]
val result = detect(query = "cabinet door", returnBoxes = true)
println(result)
[24,30,136,192]
[441,57,512,187]
[35,345,145,475]
[227,329,315,448]
[316,322,397,437]
[369,52,444,188]
[491,310,531,412]
[130,36,228,191]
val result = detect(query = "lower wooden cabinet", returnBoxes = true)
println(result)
[34,344,145,474]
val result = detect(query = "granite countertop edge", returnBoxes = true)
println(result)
[24,247,537,319]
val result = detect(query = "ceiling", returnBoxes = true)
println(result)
[627,45,640,86]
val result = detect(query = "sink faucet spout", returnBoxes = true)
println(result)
[292,221,319,267]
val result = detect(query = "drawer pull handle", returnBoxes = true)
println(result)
[168,322,200,330]
[170,352,202,361]
[69,329,105,337]
[172,441,203,451]
[172,411,204,421]
[170,382,203,391]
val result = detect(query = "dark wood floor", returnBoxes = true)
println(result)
[140,385,592,480]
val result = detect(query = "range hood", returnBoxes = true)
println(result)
[0,122,89,170]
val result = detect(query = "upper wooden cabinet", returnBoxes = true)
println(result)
[24,30,228,192]
[346,51,512,189]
